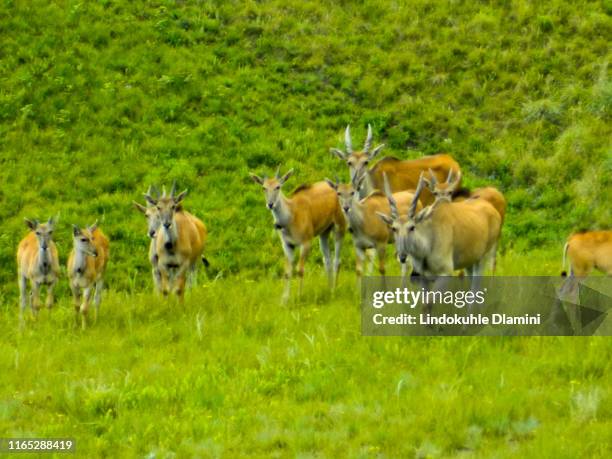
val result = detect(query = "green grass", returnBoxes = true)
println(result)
[2,268,611,458]
[0,0,611,456]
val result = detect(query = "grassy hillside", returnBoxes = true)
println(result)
[2,279,611,457]
[0,0,610,299]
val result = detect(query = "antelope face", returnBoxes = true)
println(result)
[335,183,358,214]
[262,177,283,210]
[432,182,454,203]
[346,152,371,184]
[387,217,417,264]
[73,225,98,257]
[426,168,461,203]
[144,187,188,250]
[26,218,55,252]
[250,169,294,211]
[133,201,161,238]
[330,124,385,183]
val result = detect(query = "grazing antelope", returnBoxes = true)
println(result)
[425,169,506,273]
[377,174,501,291]
[325,174,421,283]
[133,186,163,291]
[330,124,462,204]
[17,217,60,319]
[144,184,207,300]
[68,222,110,329]
[250,169,346,303]
[561,230,612,278]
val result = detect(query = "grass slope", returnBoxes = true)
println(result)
[1,276,611,457]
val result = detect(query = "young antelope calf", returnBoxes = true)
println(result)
[562,230,612,277]
[250,169,346,303]
[133,186,163,291]
[68,222,110,329]
[325,175,421,283]
[145,184,207,301]
[17,218,60,318]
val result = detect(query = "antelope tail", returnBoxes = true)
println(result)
[202,256,210,268]
[561,242,569,277]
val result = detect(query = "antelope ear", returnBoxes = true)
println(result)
[422,177,433,191]
[144,194,157,206]
[280,168,294,184]
[133,201,147,214]
[48,215,57,228]
[175,189,188,204]
[24,218,38,230]
[72,224,81,236]
[249,173,264,185]
[89,220,98,233]
[330,148,346,160]
[452,171,462,187]
[375,211,393,226]
[324,178,338,190]
[369,144,385,159]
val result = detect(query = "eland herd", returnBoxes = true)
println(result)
[16,125,612,326]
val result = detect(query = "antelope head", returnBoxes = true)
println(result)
[424,168,462,203]
[376,173,429,264]
[325,175,364,215]
[25,217,56,254]
[250,168,294,210]
[72,223,98,257]
[144,182,187,250]
[133,185,162,238]
[330,124,385,183]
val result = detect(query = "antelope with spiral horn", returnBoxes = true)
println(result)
[144,183,208,300]
[377,172,501,291]
[330,124,463,205]
[250,168,346,303]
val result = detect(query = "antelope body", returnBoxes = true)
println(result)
[426,171,506,273]
[327,176,421,282]
[562,230,612,277]
[250,169,346,303]
[330,125,461,204]
[133,187,164,291]
[378,175,501,289]
[146,185,207,300]
[17,218,60,318]
[68,223,110,328]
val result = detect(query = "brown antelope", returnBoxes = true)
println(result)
[68,222,110,329]
[133,186,163,291]
[144,184,207,300]
[561,230,612,277]
[377,174,501,291]
[250,169,346,303]
[325,174,421,283]
[330,124,462,204]
[17,217,60,319]
[425,169,506,272]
